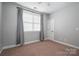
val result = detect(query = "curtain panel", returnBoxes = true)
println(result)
[40,14,44,41]
[16,7,24,45]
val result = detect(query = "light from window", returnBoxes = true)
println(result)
[23,13,33,23]
[23,10,40,31]
[34,24,40,31]
[33,15,40,23]
[23,23,32,31]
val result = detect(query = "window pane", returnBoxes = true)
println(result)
[23,23,32,31]
[23,10,41,31]
[33,15,40,23]
[23,13,33,22]
[34,24,40,31]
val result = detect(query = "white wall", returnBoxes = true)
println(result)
[0,2,2,51]
[2,2,17,46]
[50,3,79,47]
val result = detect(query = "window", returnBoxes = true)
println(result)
[23,10,40,31]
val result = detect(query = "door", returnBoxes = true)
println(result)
[47,19,54,40]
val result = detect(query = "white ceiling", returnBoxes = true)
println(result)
[17,2,74,14]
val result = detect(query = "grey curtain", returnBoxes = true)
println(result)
[40,14,44,41]
[16,7,24,45]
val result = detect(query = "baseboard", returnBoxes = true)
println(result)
[48,39,79,49]
[0,49,3,54]
[2,40,40,50]
[0,44,20,54]
[3,39,79,51]
[24,40,40,45]
[3,44,20,50]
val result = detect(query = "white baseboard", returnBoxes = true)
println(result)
[2,40,40,50]
[3,44,20,50]
[2,39,79,52]
[0,44,20,54]
[48,39,79,49]
[24,40,40,45]
[0,49,3,54]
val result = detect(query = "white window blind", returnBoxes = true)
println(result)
[23,10,40,31]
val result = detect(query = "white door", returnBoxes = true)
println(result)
[47,19,54,40]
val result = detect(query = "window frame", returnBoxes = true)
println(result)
[23,10,41,32]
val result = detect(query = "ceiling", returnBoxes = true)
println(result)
[17,2,74,14]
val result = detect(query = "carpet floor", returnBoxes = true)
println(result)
[0,40,79,56]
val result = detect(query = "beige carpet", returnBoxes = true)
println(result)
[0,40,79,56]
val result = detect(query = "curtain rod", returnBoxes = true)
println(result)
[16,6,41,14]
[13,2,49,15]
